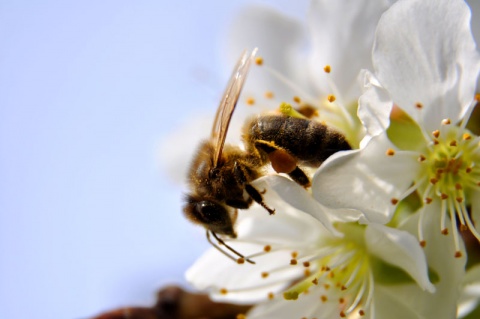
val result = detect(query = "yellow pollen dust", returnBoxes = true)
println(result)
[327,94,336,102]
[293,96,301,104]
[264,91,274,99]
[386,149,395,156]
[255,56,263,65]
[324,65,331,73]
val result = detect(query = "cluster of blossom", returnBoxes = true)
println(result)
[185,0,480,318]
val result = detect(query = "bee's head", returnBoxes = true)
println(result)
[183,195,237,238]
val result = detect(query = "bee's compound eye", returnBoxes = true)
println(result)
[194,201,226,224]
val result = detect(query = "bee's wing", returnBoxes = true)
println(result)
[211,48,257,167]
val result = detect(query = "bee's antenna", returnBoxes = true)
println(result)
[207,231,255,264]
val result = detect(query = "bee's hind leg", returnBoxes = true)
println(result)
[255,140,311,188]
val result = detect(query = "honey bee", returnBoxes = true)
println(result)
[183,49,351,263]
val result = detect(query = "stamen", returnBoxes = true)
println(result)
[246,97,255,105]
[442,118,451,125]
[448,199,462,257]
[327,94,336,102]
[386,149,395,156]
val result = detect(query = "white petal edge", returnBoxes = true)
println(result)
[373,0,480,132]
[357,69,392,146]
[307,0,391,101]
[365,224,435,293]
[312,132,420,224]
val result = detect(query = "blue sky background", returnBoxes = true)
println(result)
[0,1,308,318]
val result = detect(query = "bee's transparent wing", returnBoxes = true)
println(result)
[211,48,257,167]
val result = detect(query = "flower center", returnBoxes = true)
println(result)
[416,122,480,256]
[282,226,372,318]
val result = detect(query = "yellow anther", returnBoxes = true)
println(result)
[463,133,472,140]
[264,245,271,252]
[246,97,255,105]
[220,288,228,295]
[324,65,331,73]
[327,94,336,102]
[432,130,440,138]
[293,96,301,104]
[442,118,451,125]
[386,149,395,156]
[255,56,263,65]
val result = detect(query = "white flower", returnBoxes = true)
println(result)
[458,264,480,318]
[186,176,434,319]
[313,0,480,257]
[225,0,393,148]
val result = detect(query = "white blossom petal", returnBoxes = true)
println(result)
[373,0,480,132]
[248,288,339,319]
[357,69,393,146]
[457,264,480,318]
[312,132,420,224]
[308,0,391,101]
[252,175,340,236]
[385,205,467,319]
[365,224,435,293]
[225,5,309,102]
